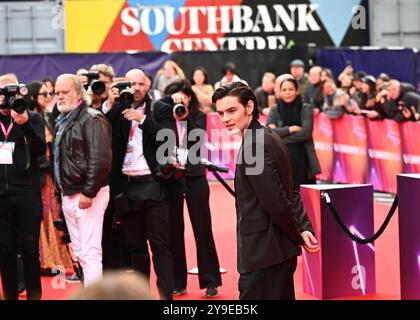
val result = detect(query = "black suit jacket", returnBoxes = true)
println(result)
[106,98,176,198]
[235,118,314,273]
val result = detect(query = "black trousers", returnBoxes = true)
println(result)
[239,257,298,300]
[102,202,131,270]
[0,194,43,300]
[120,195,174,297]
[168,175,221,290]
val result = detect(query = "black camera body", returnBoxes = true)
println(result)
[114,81,134,108]
[173,103,189,120]
[0,84,29,114]
[82,71,106,96]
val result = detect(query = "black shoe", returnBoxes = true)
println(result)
[17,284,26,295]
[204,287,218,298]
[171,288,187,296]
[161,293,173,300]
[65,273,80,283]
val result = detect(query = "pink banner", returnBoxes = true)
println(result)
[313,113,334,181]
[206,113,241,180]
[366,120,403,193]
[401,121,420,173]
[332,115,369,184]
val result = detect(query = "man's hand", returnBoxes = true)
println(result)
[289,125,302,133]
[78,74,89,87]
[367,110,379,119]
[268,124,277,129]
[79,194,93,209]
[11,110,29,125]
[107,84,120,109]
[122,108,144,122]
[301,231,320,254]
[171,92,185,105]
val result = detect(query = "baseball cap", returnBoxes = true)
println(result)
[290,59,305,68]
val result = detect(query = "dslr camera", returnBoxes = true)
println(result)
[0,84,29,114]
[82,71,106,96]
[114,81,134,108]
[395,100,416,122]
[173,103,189,121]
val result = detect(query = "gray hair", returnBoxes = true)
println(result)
[57,73,91,105]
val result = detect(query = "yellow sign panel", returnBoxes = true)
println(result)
[65,0,125,53]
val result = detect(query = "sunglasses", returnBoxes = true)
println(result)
[39,92,54,98]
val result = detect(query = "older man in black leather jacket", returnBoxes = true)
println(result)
[53,74,112,287]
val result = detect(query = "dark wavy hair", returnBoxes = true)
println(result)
[25,81,45,115]
[190,67,210,85]
[212,82,259,119]
[163,79,200,116]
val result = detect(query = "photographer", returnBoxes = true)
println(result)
[382,79,420,122]
[0,75,46,300]
[154,79,222,298]
[103,69,175,300]
[78,64,114,110]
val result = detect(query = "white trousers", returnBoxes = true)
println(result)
[61,186,109,287]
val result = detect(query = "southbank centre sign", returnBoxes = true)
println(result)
[65,0,369,53]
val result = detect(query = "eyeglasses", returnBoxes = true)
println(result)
[39,92,55,98]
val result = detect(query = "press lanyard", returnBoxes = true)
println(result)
[0,120,13,141]
[129,121,140,142]
[128,107,145,142]
[176,121,187,145]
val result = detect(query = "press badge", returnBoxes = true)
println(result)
[0,142,15,164]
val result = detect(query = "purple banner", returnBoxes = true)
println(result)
[417,52,420,92]
[317,48,417,85]
[0,52,169,84]
[398,174,420,300]
[401,122,420,173]
[301,185,376,299]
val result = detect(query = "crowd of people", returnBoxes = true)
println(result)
[0,56,417,300]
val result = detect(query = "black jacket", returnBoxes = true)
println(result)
[153,96,207,177]
[235,119,314,273]
[0,110,46,196]
[106,98,176,198]
[55,103,112,198]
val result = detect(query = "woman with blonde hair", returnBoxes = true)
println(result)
[154,60,185,95]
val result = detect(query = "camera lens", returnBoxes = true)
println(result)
[119,89,134,108]
[11,97,27,114]
[173,104,188,120]
[91,80,106,96]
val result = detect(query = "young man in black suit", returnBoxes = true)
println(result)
[212,82,320,300]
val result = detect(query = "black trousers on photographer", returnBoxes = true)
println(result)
[168,175,222,291]
[118,177,175,298]
[0,194,43,300]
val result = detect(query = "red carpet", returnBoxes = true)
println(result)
[2,183,400,300]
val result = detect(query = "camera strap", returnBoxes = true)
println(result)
[24,136,30,171]
[0,120,13,141]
